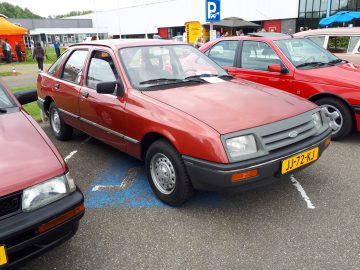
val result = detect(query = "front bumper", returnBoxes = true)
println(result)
[0,188,84,269]
[183,129,332,192]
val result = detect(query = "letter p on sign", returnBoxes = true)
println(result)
[206,0,220,22]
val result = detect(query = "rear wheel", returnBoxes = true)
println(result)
[315,97,353,140]
[145,139,193,206]
[49,102,73,141]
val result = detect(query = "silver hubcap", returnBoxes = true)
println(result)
[150,153,176,195]
[51,109,61,134]
[322,105,342,135]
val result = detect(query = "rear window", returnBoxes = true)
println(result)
[60,50,88,84]
[47,50,70,76]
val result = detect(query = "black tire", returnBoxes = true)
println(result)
[49,102,73,141]
[315,97,353,140]
[145,139,193,206]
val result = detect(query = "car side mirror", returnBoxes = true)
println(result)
[13,89,38,105]
[96,81,124,97]
[268,64,288,74]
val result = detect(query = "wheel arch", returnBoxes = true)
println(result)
[140,132,176,161]
[309,92,355,114]
[309,92,357,129]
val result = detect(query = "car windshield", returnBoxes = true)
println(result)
[0,84,15,112]
[275,38,341,69]
[119,44,228,88]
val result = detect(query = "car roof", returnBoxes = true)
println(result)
[70,39,183,49]
[209,33,293,42]
[294,27,360,37]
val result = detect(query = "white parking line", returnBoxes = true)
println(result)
[64,150,78,162]
[290,175,315,209]
[92,167,140,192]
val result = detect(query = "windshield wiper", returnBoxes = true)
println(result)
[184,74,233,81]
[218,74,234,80]
[328,59,347,65]
[296,62,329,68]
[139,78,184,85]
[184,74,217,80]
[0,108,7,113]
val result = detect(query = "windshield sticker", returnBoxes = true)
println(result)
[202,77,225,83]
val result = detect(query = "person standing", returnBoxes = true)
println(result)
[33,42,45,71]
[54,37,60,58]
[15,42,22,62]
[1,38,9,63]
[5,39,12,63]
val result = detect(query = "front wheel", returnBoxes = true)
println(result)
[315,97,353,140]
[145,139,193,206]
[49,102,73,141]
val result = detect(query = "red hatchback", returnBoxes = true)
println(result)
[37,39,332,205]
[200,33,360,140]
[0,82,84,269]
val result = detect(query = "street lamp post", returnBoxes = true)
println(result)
[327,0,332,18]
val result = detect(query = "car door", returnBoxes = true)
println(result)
[79,48,128,151]
[53,49,89,127]
[231,40,293,91]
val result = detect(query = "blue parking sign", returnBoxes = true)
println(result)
[206,0,221,22]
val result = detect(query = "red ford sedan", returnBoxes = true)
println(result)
[0,82,84,269]
[37,39,331,205]
[200,33,360,140]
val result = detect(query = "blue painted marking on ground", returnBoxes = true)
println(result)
[85,153,223,208]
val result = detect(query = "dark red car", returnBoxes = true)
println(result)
[0,82,84,269]
[200,33,360,140]
[37,39,332,206]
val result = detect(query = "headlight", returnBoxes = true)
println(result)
[312,112,322,130]
[22,172,76,212]
[226,135,257,159]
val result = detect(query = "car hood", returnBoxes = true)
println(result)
[142,79,317,134]
[0,111,65,197]
[295,63,360,89]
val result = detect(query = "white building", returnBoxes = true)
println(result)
[70,0,300,38]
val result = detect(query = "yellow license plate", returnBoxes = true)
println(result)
[282,147,319,174]
[0,245,8,266]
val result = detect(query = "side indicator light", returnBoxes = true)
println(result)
[37,203,85,233]
[231,169,259,182]
[325,137,331,146]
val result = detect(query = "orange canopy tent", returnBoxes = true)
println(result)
[0,17,28,61]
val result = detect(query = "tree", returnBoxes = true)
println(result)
[55,10,93,18]
[0,2,42,18]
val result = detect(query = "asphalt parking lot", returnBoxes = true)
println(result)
[17,122,360,270]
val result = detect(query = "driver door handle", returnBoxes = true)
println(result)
[82,90,89,98]
[54,83,60,89]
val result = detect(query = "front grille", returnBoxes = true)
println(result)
[261,119,317,152]
[0,192,22,219]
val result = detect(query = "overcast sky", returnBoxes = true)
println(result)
[1,0,148,17]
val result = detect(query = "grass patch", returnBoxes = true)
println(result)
[0,47,60,66]
[0,71,12,77]
[0,71,21,77]
[10,85,41,122]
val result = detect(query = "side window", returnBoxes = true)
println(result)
[47,50,70,75]
[308,36,325,48]
[86,51,119,91]
[61,50,88,84]
[327,36,350,53]
[208,41,238,67]
[241,41,281,71]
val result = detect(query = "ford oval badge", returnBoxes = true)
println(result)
[288,130,298,138]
